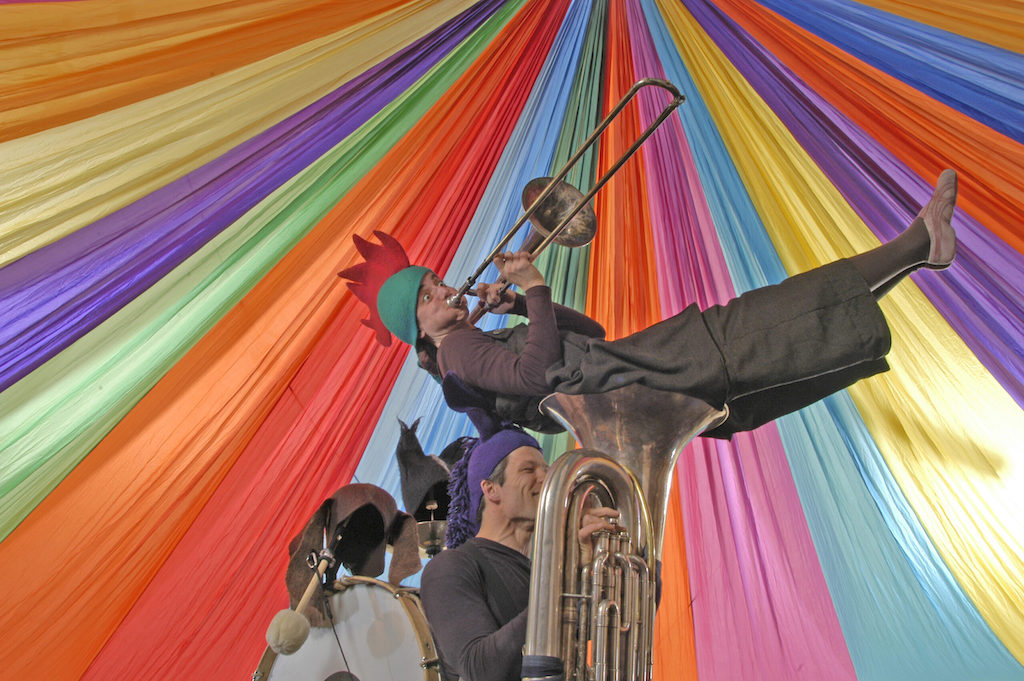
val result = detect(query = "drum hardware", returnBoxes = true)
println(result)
[323,673,359,681]
[416,500,446,558]
[252,648,275,681]
[334,575,416,597]
[445,78,685,322]
[306,548,335,583]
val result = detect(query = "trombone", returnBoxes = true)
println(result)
[446,78,685,322]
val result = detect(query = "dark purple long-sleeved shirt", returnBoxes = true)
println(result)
[437,286,605,397]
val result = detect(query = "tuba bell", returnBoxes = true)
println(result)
[521,384,727,681]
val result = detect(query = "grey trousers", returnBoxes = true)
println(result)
[547,259,891,439]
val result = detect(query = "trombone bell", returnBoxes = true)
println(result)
[521,177,597,250]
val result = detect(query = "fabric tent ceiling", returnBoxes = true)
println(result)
[1,0,1022,679]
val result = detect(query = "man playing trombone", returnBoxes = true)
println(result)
[341,169,959,440]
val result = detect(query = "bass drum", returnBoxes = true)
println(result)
[268,575,440,681]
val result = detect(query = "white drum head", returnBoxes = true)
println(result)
[269,577,438,681]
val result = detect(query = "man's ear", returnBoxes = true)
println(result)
[481,478,500,504]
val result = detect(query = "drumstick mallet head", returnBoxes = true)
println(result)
[266,544,336,654]
[266,608,311,655]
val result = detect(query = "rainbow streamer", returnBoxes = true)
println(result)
[1,1,1022,679]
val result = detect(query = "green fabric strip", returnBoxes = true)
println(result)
[534,0,606,461]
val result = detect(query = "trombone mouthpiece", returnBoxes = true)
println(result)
[446,291,477,307]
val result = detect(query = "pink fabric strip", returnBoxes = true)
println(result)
[624,1,857,678]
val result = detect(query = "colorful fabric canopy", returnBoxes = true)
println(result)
[1,1,1022,679]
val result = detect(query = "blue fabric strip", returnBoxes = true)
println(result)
[756,0,1024,144]
[352,0,594,504]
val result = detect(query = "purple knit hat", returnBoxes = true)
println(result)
[443,374,540,547]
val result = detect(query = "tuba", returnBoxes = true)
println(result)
[522,384,727,681]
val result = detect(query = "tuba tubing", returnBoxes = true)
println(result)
[523,452,653,681]
[522,385,728,681]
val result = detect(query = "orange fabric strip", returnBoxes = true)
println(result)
[656,484,701,681]
[593,2,699,679]
[854,0,1024,53]
[0,0,410,141]
[0,1,572,678]
[588,0,662,337]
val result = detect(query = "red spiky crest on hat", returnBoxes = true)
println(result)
[338,231,410,346]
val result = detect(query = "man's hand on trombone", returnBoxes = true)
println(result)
[468,251,546,318]
[494,251,546,292]
[472,280,517,314]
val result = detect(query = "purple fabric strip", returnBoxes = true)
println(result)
[0,0,502,392]
[682,0,1024,409]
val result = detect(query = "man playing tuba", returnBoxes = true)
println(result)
[419,383,617,681]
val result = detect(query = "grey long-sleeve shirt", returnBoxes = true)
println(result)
[420,538,531,681]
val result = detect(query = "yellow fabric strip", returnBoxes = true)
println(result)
[658,0,1024,660]
[0,0,476,267]
[854,0,1024,54]
[0,0,415,141]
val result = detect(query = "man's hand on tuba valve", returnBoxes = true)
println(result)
[577,506,620,565]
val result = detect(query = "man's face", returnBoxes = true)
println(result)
[415,271,466,341]
[490,446,549,523]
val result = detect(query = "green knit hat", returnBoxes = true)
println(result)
[377,265,430,346]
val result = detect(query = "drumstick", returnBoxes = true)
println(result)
[251,646,277,681]
[265,556,330,655]
[253,556,331,677]
[262,510,352,664]
[298,555,331,610]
